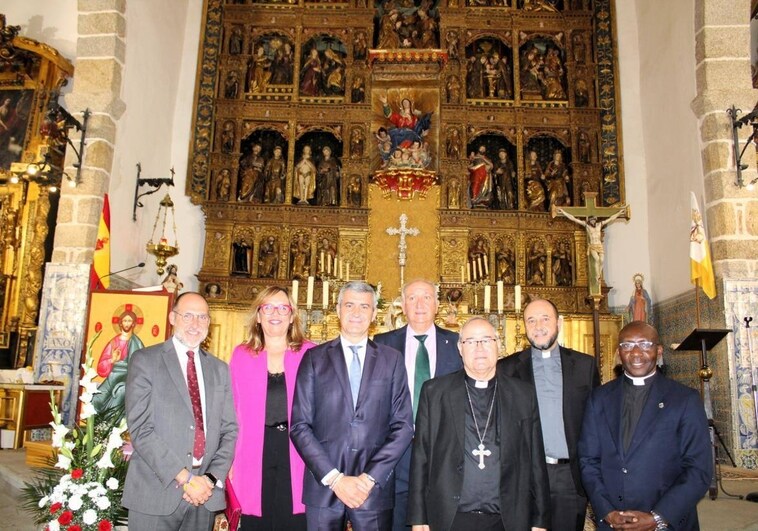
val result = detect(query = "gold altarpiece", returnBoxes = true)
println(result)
[189,0,623,380]
[0,16,74,368]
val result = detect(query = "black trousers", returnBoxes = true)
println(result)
[240,426,306,531]
[547,462,587,531]
[450,511,505,531]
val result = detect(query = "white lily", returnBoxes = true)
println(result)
[96,450,114,469]
[54,452,71,470]
[49,422,69,448]
[80,401,97,420]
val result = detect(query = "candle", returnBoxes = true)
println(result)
[467,261,472,283]
[346,262,350,280]
[497,281,503,313]
[484,285,491,313]
[320,251,325,272]
[339,258,343,280]
[461,265,465,284]
[483,257,489,276]
[323,281,329,309]
[292,279,299,305]
[327,254,332,275]
[474,291,479,309]
[306,276,314,309]
[514,284,521,310]
[477,258,483,279]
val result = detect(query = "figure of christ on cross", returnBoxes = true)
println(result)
[551,192,628,296]
[386,213,420,288]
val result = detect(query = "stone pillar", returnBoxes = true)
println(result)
[32,0,127,424]
[691,0,758,468]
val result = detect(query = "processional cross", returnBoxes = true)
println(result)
[552,192,628,358]
[386,213,419,288]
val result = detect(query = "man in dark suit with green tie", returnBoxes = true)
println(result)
[373,279,462,531]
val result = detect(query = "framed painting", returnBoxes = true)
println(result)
[0,88,35,171]
[84,290,174,413]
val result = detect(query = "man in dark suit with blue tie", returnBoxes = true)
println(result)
[578,321,712,530]
[373,279,462,531]
[291,281,414,530]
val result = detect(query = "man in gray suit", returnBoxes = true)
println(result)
[373,279,462,530]
[123,292,238,530]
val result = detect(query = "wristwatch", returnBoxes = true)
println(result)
[204,472,223,489]
[650,511,668,530]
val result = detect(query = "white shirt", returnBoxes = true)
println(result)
[404,325,437,408]
[173,336,207,467]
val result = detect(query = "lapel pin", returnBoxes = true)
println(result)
[658,402,664,409]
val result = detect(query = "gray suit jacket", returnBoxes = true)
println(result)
[122,339,238,515]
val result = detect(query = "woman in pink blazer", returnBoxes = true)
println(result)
[229,286,315,530]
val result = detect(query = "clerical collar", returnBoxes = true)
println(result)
[465,374,495,389]
[624,370,657,386]
[531,344,559,359]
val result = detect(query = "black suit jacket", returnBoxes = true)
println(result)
[290,338,414,510]
[579,375,711,530]
[372,324,462,380]
[499,346,600,495]
[408,368,550,530]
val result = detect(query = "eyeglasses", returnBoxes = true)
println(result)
[618,340,656,352]
[173,311,210,324]
[259,304,293,316]
[459,337,497,348]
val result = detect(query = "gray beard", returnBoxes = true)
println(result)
[527,330,558,351]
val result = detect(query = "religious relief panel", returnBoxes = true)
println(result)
[550,236,573,286]
[465,132,517,210]
[293,126,344,206]
[237,127,289,204]
[465,37,514,103]
[245,32,295,100]
[518,33,567,103]
[525,236,548,286]
[523,133,572,212]
[258,234,281,278]
[289,230,312,279]
[373,0,440,49]
[468,235,490,282]
[494,236,516,284]
[521,0,562,11]
[315,231,339,279]
[299,35,348,100]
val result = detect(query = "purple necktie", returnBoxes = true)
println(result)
[186,350,205,459]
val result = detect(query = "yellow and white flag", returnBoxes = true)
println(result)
[689,192,716,299]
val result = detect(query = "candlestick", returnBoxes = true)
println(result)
[322,281,329,309]
[496,281,503,313]
[484,285,491,313]
[306,276,314,309]
[514,284,521,310]
[292,279,299,305]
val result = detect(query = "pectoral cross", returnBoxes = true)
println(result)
[472,443,491,470]
[386,213,419,287]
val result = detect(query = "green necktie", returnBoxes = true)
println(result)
[413,334,431,420]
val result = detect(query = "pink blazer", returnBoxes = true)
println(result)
[229,341,315,516]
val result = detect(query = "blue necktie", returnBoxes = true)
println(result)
[349,345,362,409]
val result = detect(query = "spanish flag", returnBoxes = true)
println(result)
[90,194,110,290]
[689,192,716,299]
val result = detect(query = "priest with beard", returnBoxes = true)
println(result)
[407,317,549,531]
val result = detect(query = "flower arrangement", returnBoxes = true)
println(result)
[22,332,129,531]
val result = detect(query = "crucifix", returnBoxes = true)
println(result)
[472,443,491,470]
[552,192,628,358]
[386,213,419,288]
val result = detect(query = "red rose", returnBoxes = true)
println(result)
[58,510,74,525]
[98,521,112,531]
[50,502,62,513]
[67,525,82,531]
[71,468,84,480]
